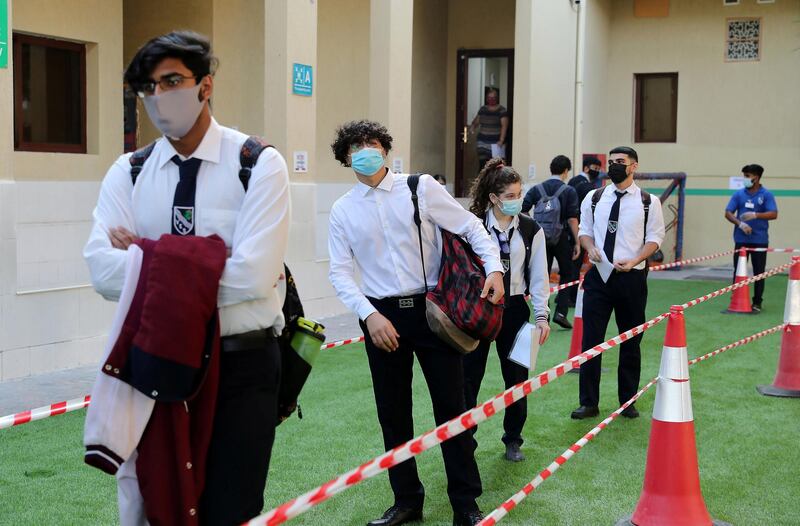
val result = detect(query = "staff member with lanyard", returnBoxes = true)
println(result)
[328,120,504,526]
[724,164,779,313]
[571,147,665,420]
[84,31,290,524]
[463,158,551,463]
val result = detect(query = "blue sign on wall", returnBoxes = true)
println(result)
[292,63,313,96]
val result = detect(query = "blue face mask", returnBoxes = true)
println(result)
[497,197,523,216]
[743,177,754,189]
[351,147,385,176]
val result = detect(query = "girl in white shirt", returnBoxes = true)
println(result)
[463,158,551,463]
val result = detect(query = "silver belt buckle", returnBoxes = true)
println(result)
[399,298,415,309]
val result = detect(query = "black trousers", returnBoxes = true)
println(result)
[546,233,573,317]
[734,242,768,305]
[579,267,648,408]
[360,295,481,513]
[200,335,281,525]
[463,295,530,447]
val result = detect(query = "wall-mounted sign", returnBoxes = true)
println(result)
[292,63,313,96]
[0,0,8,69]
[392,158,403,174]
[293,151,308,173]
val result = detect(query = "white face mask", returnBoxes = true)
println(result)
[142,84,205,140]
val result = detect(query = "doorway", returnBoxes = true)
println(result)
[455,48,514,197]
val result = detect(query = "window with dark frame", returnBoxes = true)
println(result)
[634,73,678,143]
[13,33,87,154]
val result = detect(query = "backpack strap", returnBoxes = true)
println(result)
[552,183,569,199]
[535,183,548,202]
[590,185,608,220]
[129,141,157,186]
[239,136,273,192]
[640,190,651,246]
[516,214,539,295]
[407,174,428,292]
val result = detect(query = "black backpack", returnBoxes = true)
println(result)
[129,137,311,422]
[532,183,569,247]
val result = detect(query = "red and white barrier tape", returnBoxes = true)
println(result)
[744,247,799,254]
[679,263,791,310]
[247,312,672,525]
[480,323,785,525]
[547,249,735,294]
[251,263,787,525]
[0,336,367,431]
[320,335,364,350]
[0,395,91,430]
[478,378,658,526]
[688,324,784,366]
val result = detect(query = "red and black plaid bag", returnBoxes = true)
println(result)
[408,175,504,354]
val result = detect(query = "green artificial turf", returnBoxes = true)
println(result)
[1,278,798,525]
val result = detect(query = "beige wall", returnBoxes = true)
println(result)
[315,0,370,183]
[445,0,516,186]
[123,0,213,146]
[12,0,123,181]
[410,0,448,177]
[512,0,577,187]
[596,0,800,259]
[212,0,265,137]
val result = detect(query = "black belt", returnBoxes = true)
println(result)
[221,329,274,353]
[367,294,426,310]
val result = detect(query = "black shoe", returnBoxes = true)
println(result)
[504,442,525,462]
[453,509,484,526]
[620,405,640,419]
[752,303,762,313]
[553,312,573,329]
[367,505,423,526]
[570,405,599,419]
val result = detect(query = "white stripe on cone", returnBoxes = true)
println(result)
[652,345,693,423]
[736,251,749,277]
[575,286,584,318]
[785,280,800,324]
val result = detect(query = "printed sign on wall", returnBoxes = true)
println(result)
[0,0,8,69]
[292,63,313,96]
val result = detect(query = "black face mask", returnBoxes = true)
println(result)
[608,163,629,184]
[587,169,599,180]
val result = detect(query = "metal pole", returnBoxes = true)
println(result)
[573,0,586,169]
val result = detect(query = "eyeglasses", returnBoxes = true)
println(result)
[135,74,199,98]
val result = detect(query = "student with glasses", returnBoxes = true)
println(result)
[463,158,551,463]
[84,31,290,525]
[570,147,665,420]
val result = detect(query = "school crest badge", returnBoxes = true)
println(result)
[608,220,618,234]
[173,206,194,235]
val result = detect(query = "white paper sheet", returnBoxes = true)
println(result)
[491,144,506,159]
[508,322,541,371]
[596,251,614,283]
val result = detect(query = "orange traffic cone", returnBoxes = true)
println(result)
[757,256,800,397]
[567,284,584,374]
[723,248,753,314]
[618,306,730,526]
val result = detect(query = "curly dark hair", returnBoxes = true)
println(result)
[124,31,218,93]
[331,120,393,166]
[469,158,522,219]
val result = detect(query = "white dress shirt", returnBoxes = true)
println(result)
[578,182,665,270]
[328,171,504,321]
[84,118,291,336]
[485,210,550,322]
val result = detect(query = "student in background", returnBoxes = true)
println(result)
[724,164,778,313]
[522,155,580,329]
[463,158,551,463]
[572,146,665,420]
